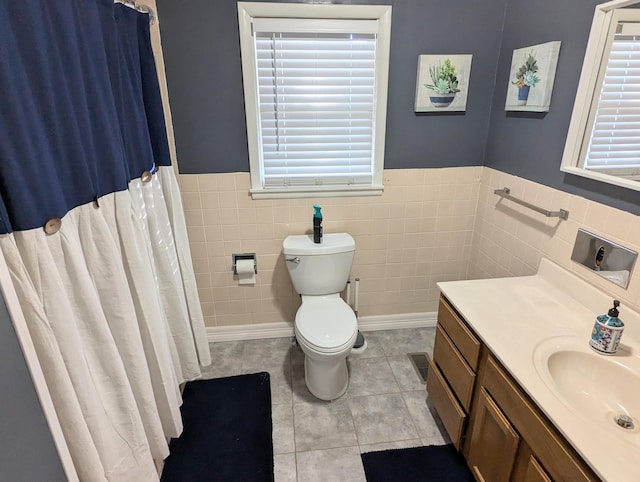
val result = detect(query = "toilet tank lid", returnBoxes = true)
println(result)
[283,233,355,256]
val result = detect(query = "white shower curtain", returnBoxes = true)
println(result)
[0,1,212,478]
[0,167,211,481]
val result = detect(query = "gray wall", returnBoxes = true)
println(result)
[0,293,66,481]
[158,0,640,215]
[484,0,640,215]
[157,0,507,173]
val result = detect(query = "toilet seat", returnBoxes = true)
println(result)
[295,297,357,353]
[296,328,356,355]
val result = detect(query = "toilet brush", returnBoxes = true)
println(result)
[352,278,366,350]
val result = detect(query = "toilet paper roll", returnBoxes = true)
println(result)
[236,258,256,285]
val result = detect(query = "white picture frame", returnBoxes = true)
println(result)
[414,54,473,112]
[505,41,562,112]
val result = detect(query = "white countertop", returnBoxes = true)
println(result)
[438,258,640,482]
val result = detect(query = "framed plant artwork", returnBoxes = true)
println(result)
[415,54,473,112]
[505,41,561,112]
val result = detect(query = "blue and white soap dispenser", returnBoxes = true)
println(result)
[590,299,624,355]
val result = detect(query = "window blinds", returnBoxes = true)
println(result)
[584,22,640,179]
[253,19,378,188]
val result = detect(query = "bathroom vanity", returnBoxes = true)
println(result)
[428,259,640,482]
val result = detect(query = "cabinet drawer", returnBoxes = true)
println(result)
[438,297,480,370]
[483,356,599,482]
[426,358,466,449]
[433,326,475,411]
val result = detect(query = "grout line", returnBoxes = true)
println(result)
[384,351,425,437]
[397,378,423,443]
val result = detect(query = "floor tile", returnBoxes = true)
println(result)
[241,338,293,405]
[200,340,244,379]
[242,337,293,372]
[274,453,297,482]
[267,365,293,406]
[402,390,448,445]
[346,357,399,397]
[374,327,435,357]
[359,439,423,453]
[201,327,440,481]
[349,393,419,445]
[293,399,358,452]
[296,446,366,482]
[348,332,385,360]
[388,355,426,391]
[272,403,295,454]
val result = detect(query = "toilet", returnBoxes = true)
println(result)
[283,233,358,401]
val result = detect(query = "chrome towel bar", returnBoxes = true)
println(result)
[494,187,569,220]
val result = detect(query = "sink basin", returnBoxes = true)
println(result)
[533,336,640,438]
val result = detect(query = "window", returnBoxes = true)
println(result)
[237,3,392,198]
[561,0,640,192]
[582,10,640,179]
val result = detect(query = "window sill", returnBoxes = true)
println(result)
[250,185,384,200]
[561,165,640,191]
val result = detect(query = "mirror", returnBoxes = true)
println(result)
[561,0,640,192]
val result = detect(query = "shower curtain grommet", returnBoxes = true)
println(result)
[43,218,62,235]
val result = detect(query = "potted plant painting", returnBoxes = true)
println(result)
[512,51,540,105]
[415,54,472,112]
[425,59,460,108]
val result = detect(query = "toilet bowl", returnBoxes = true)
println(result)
[295,295,358,400]
[283,233,357,401]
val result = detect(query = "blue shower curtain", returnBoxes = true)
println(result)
[0,0,171,232]
[0,1,210,480]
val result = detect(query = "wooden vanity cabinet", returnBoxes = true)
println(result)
[426,297,481,449]
[429,295,600,482]
[474,355,599,482]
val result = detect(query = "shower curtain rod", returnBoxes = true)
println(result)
[115,0,156,25]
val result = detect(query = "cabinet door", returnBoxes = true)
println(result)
[482,356,599,481]
[522,455,551,482]
[467,388,520,482]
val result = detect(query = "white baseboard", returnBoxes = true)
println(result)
[357,312,437,332]
[207,311,437,342]
[207,322,293,342]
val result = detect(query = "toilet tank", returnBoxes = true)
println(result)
[283,233,355,295]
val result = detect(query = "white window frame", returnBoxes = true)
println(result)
[237,2,392,199]
[561,0,640,192]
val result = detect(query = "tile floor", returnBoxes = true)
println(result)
[200,327,451,482]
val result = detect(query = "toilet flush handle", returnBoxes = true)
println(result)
[286,256,300,264]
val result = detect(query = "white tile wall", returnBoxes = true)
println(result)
[180,166,640,328]
[179,167,483,327]
[470,168,640,313]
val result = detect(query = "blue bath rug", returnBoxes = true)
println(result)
[161,372,274,482]
[361,444,474,482]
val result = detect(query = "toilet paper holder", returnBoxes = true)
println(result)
[232,253,257,275]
